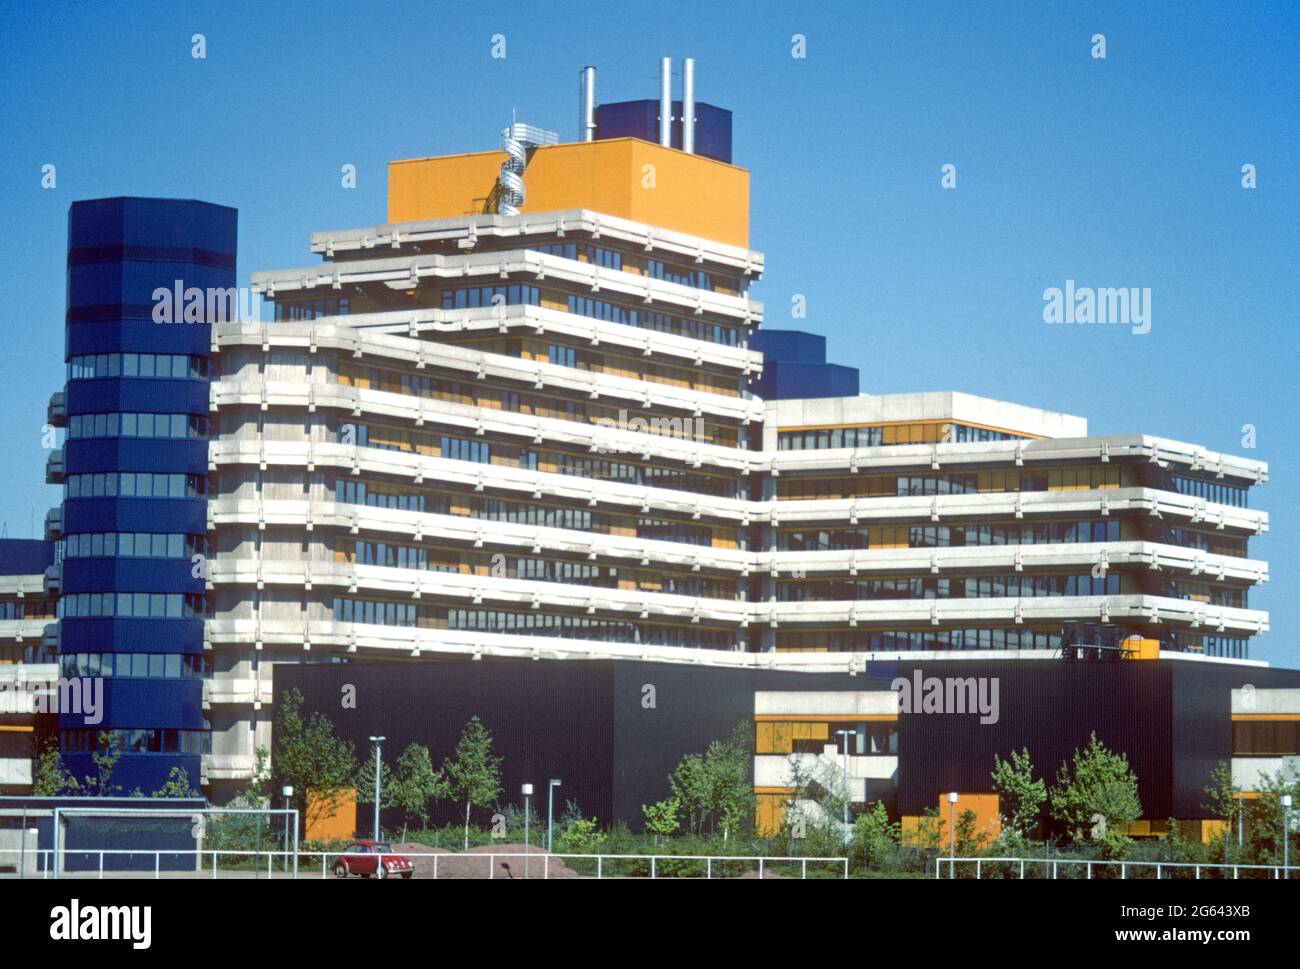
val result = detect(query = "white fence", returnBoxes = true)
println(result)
[0,848,847,880]
[934,856,1294,880]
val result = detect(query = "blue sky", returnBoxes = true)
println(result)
[1,1,1296,664]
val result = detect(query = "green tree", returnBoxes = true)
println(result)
[667,721,755,839]
[668,752,710,835]
[354,749,395,812]
[441,716,502,850]
[851,801,901,869]
[272,688,357,837]
[915,806,943,852]
[704,723,755,840]
[31,736,78,796]
[991,747,1046,839]
[556,816,605,854]
[78,731,125,796]
[205,746,272,854]
[954,808,990,855]
[1247,766,1300,865]
[1201,760,1240,863]
[1049,731,1142,856]
[390,744,447,840]
[151,766,199,798]
[642,797,680,842]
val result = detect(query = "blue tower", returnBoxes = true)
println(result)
[749,329,860,400]
[56,197,236,794]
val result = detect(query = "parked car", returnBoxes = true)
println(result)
[333,841,414,879]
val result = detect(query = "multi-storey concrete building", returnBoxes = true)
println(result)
[8,60,1281,813]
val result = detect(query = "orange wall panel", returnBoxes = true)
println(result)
[934,793,1001,848]
[387,139,749,247]
[306,787,357,843]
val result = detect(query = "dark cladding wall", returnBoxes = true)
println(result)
[890,661,1173,817]
[887,659,1300,819]
[279,662,619,826]
[276,661,885,830]
[0,540,56,577]
[1169,662,1300,816]
[594,99,733,163]
[277,657,1300,829]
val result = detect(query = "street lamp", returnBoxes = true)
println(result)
[834,729,853,847]
[948,792,959,878]
[1283,794,1293,877]
[521,783,535,879]
[547,779,562,852]
[282,784,294,873]
[368,736,385,842]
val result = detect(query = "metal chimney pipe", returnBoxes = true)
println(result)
[682,58,696,154]
[580,66,597,142]
[659,56,672,146]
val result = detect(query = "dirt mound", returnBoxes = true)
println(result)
[388,842,580,879]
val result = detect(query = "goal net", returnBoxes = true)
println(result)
[52,806,298,876]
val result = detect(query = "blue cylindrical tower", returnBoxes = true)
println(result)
[57,197,236,795]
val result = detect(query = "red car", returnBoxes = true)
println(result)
[333,841,414,879]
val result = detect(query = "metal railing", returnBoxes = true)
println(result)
[934,856,1293,880]
[1,848,847,880]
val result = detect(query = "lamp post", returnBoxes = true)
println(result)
[948,792,959,878]
[547,779,562,852]
[1283,794,1293,877]
[834,729,853,847]
[522,783,534,879]
[282,784,294,873]
[368,736,385,842]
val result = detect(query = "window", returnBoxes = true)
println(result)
[63,532,203,559]
[439,284,539,311]
[60,592,207,619]
[1232,721,1300,756]
[69,353,209,381]
[547,344,577,368]
[273,297,350,321]
[67,412,210,440]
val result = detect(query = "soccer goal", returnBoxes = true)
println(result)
[51,806,299,878]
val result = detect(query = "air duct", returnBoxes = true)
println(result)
[659,57,672,147]
[682,58,696,154]
[579,66,596,142]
